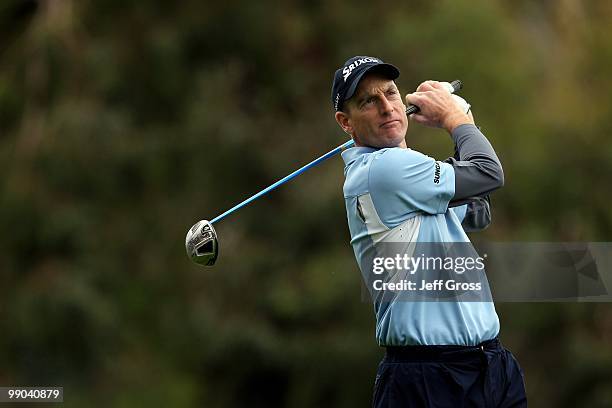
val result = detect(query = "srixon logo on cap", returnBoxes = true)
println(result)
[343,57,380,81]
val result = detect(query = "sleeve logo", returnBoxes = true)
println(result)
[433,162,441,184]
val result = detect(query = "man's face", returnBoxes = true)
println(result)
[336,74,408,148]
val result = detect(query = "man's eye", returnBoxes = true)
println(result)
[359,97,376,109]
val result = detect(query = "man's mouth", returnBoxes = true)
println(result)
[380,120,400,128]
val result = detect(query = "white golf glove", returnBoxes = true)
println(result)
[439,81,471,114]
[452,94,471,114]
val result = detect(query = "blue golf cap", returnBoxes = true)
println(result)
[331,56,400,112]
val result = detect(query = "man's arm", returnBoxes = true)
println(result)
[444,124,504,200]
[445,124,501,232]
[406,81,504,201]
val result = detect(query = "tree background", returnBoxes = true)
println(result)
[1,0,611,406]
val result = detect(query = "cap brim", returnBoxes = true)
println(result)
[344,63,400,103]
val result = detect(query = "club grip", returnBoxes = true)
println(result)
[405,80,463,115]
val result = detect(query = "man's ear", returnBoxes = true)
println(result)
[335,111,353,136]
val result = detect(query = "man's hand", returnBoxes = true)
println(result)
[405,81,474,133]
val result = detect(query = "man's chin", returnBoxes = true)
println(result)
[376,134,406,149]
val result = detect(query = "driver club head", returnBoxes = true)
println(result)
[185,220,218,266]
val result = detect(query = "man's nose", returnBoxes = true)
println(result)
[378,96,394,115]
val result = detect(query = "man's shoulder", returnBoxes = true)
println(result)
[368,147,434,179]
[344,146,428,167]
[372,147,431,164]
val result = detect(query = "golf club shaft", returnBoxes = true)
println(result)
[210,139,355,224]
[210,80,463,225]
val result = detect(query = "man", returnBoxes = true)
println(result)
[332,56,527,407]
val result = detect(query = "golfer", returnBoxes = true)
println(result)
[332,56,527,407]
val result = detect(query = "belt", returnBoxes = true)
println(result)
[383,337,501,363]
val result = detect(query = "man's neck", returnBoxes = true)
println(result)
[352,138,407,149]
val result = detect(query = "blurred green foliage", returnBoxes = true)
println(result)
[1,0,612,407]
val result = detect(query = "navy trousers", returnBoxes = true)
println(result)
[372,338,527,408]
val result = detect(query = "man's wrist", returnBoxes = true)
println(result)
[443,112,474,133]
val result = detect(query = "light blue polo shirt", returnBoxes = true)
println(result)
[342,146,499,346]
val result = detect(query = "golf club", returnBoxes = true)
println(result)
[186,80,463,266]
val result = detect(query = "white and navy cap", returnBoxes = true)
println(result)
[331,56,400,112]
